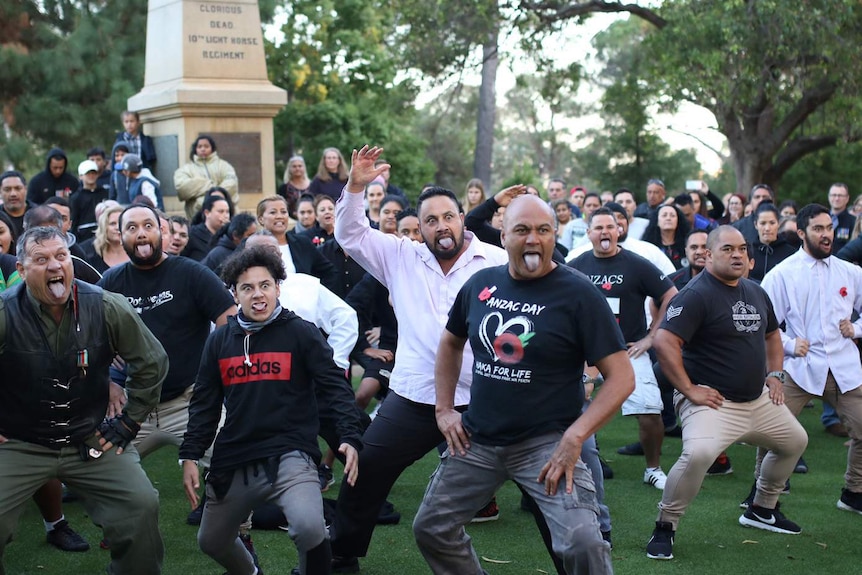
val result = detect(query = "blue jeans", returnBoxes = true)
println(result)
[822,400,840,427]
[413,432,612,575]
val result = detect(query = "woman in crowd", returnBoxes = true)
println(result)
[750,203,797,282]
[307,147,348,201]
[552,197,585,250]
[277,155,311,218]
[301,195,336,245]
[778,200,798,218]
[0,211,16,257]
[689,188,724,223]
[201,213,258,275]
[182,193,231,261]
[174,134,239,219]
[719,193,747,224]
[461,178,485,215]
[256,195,338,290]
[85,204,128,273]
[365,181,386,227]
[191,187,236,226]
[644,204,690,269]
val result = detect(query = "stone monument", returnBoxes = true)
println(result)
[128,0,287,214]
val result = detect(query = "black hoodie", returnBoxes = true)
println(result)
[27,148,80,204]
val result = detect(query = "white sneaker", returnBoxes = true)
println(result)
[644,468,667,490]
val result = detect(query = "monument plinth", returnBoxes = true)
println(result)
[128,0,287,214]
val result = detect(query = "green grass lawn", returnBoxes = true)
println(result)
[3,404,857,574]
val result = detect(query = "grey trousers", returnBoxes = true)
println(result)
[413,432,612,575]
[197,451,327,575]
[0,440,163,575]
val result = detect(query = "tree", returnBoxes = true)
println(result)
[571,17,702,195]
[0,0,148,172]
[494,67,583,186]
[266,0,433,198]
[641,0,862,194]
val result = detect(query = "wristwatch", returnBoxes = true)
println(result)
[766,370,786,383]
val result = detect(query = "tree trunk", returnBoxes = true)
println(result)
[473,19,499,189]
[730,146,774,197]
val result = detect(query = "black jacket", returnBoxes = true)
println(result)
[182,222,215,262]
[27,148,80,205]
[285,232,339,292]
[179,310,363,471]
[750,237,797,283]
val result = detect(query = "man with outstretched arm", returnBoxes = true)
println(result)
[413,195,634,574]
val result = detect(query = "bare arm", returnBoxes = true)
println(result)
[629,285,678,359]
[538,349,634,496]
[764,329,785,405]
[435,329,469,456]
[653,328,723,409]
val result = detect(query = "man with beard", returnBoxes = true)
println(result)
[569,209,678,491]
[98,205,236,525]
[0,171,35,238]
[413,196,632,574]
[646,226,807,560]
[0,226,167,574]
[752,204,862,515]
[329,145,508,572]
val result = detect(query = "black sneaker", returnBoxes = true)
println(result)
[187,492,207,525]
[740,482,756,509]
[739,503,801,534]
[332,555,360,573]
[470,497,500,523]
[601,530,612,549]
[293,556,358,575]
[706,455,733,476]
[794,457,808,474]
[646,521,674,560]
[837,488,862,515]
[377,500,401,525]
[46,520,90,552]
[600,456,614,480]
[318,464,335,492]
[235,533,262,574]
[617,441,644,456]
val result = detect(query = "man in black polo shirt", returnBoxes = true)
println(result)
[646,226,808,561]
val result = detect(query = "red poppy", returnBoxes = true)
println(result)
[840,287,848,297]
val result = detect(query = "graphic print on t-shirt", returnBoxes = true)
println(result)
[126,290,174,314]
[474,287,543,384]
[732,300,762,333]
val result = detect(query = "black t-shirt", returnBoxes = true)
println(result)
[569,248,674,342]
[659,271,778,402]
[98,256,235,401]
[447,265,626,446]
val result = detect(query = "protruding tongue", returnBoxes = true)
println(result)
[252,302,267,312]
[601,239,610,250]
[48,281,66,298]
[136,244,153,258]
[438,237,454,249]
[524,254,541,271]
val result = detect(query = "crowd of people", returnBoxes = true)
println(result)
[0,126,861,575]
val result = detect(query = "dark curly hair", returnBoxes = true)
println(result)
[220,245,286,289]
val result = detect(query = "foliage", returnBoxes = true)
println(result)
[641,0,862,193]
[411,85,479,194]
[0,0,148,172]
[573,18,703,197]
[266,0,434,200]
[494,67,583,186]
[779,143,862,207]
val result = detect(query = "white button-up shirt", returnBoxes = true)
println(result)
[335,190,508,406]
[761,249,862,394]
[278,273,357,370]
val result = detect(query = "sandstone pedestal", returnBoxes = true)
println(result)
[128,0,286,214]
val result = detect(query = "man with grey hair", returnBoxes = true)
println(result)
[0,225,167,574]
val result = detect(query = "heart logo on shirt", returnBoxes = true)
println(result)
[478,312,534,365]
